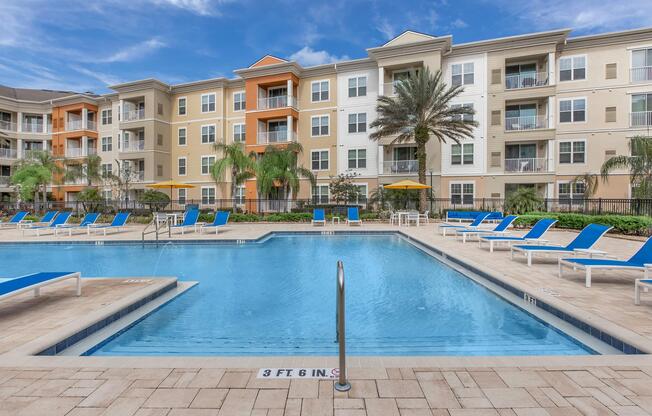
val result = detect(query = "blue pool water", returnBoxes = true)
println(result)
[0,235,594,356]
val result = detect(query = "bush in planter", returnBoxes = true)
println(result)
[504,188,544,214]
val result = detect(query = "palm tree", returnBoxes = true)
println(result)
[210,142,255,207]
[64,154,103,187]
[572,173,598,197]
[369,67,478,210]
[254,142,315,211]
[601,136,652,198]
[11,150,62,206]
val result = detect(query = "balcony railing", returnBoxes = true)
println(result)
[505,115,549,131]
[134,171,145,182]
[382,160,418,174]
[504,157,548,173]
[505,72,549,90]
[631,111,652,127]
[24,149,47,159]
[87,120,97,131]
[257,130,297,144]
[65,120,82,131]
[0,176,10,186]
[631,66,652,83]
[65,148,85,158]
[21,122,43,133]
[122,141,145,152]
[122,109,145,122]
[0,120,17,132]
[258,95,297,110]
[382,82,401,96]
[0,148,17,159]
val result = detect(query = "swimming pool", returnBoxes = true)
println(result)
[1,234,595,356]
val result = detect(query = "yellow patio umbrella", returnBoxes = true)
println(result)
[147,180,196,198]
[383,179,430,190]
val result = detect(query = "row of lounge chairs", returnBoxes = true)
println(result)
[312,207,362,226]
[169,209,230,234]
[0,211,130,236]
[437,213,652,297]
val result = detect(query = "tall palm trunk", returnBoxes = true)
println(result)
[231,167,238,209]
[415,127,428,211]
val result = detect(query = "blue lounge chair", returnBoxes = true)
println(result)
[90,212,130,235]
[479,218,557,252]
[559,236,652,288]
[200,211,230,234]
[23,211,73,236]
[0,272,82,301]
[511,223,612,267]
[312,208,326,226]
[438,212,491,236]
[346,207,361,226]
[26,210,58,227]
[0,211,29,229]
[455,215,518,243]
[171,209,200,234]
[55,212,101,236]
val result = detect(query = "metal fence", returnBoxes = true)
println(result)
[1,197,651,217]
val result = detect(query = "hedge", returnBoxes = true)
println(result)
[514,212,652,235]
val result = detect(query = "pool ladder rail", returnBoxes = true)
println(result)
[141,213,172,244]
[335,260,351,392]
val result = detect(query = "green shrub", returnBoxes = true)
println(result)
[504,188,544,214]
[265,213,312,222]
[230,213,261,222]
[514,212,652,235]
[360,212,379,220]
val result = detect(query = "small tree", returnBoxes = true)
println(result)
[138,190,170,211]
[329,172,360,205]
[504,187,544,214]
[11,150,61,206]
[572,173,598,198]
[64,155,103,187]
[77,187,104,213]
[601,136,652,198]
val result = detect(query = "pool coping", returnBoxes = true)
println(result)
[1,230,650,361]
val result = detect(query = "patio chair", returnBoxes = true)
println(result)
[171,209,200,234]
[455,215,518,243]
[479,218,557,252]
[406,210,421,226]
[438,212,491,236]
[511,224,612,267]
[560,236,652,288]
[23,211,72,236]
[55,212,101,236]
[26,210,58,227]
[0,211,29,229]
[0,272,82,301]
[418,210,429,224]
[89,212,130,235]
[200,211,230,234]
[346,207,362,226]
[312,208,326,226]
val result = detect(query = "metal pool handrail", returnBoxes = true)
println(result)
[335,260,351,392]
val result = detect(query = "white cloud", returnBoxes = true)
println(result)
[148,0,231,16]
[69,65,123,86]
[288,47,349,67]
[375,18,397,40]
[450,18,468,29]
[96,38,167,63]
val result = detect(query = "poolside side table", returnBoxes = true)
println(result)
[331,216,341,225]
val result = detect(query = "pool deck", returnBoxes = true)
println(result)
[2,222,652,415]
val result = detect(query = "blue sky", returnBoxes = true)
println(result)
[2,0,652,94]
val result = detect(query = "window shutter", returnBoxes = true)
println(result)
[490,152,501,167]
[157,103,163,115]
[157,165,163,177]
[491,193,501,198]
[491,110,501,126]
[604,149,616,161]
[605,107,616,123]
[491,69,501,85]
[157,134,163,145]
[605,63,617,79]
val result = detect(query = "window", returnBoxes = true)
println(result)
[348,76,367,97]
[178,188,186,205]
[201,156,216,175]
[452,62,474,86]
[559,140,585,164]
[102,189,112,200]
[312,185,329,204]
[559,98,586,123]
[559,55,586,81]
[355,184,368,203]
[178,97,186,115]
[311,150,329,171]
[233,92,245,111]
[178,128,187,146]
[101,136,112,152]
[632,48,652,82]
[348,113,367,133]
[311,115,329,136]
[101,109,112,125]
[450,182,474,205]
[201,187,216,205]
[632,93,652,126]
[157,164,163,177]
[233,123,245,142]
[451,103,474,122]
[201,125,216,143]
[311,80,329,102]
[451,143,474,165]
[101,163,112,177]
[348,149,367,169]
[157,103,163,116]
[558,182,586,203]
[178,157,186,176]
[235,185,245,204]
[201,93,216,113]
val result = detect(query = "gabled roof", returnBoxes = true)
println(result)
[250,55,288,68]
[383,30,437,47]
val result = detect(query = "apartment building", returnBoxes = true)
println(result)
[1,27,651,207]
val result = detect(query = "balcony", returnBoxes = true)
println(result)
[65,147,97,158]
[122,109,145,122]
[505,116,549,131]
[257,130,297,145]
[122,141,145,152]
[258,95,298,110]
[0,148,17,159]
[631,67,652,83]
[65,177,86,185]
[382,82,400,96]
[134,171,145,182]
[0,120,17,132]
[65,120,82,131]
[631,111,652,127]
[504,158,548,173]
[505,72,549,90]
[0,176,10,186]
[383,160,418,174]
[21,122,44,133]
